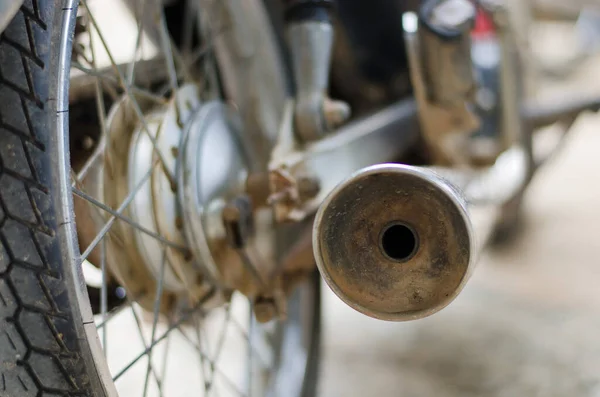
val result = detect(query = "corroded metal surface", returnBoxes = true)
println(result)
[314,164,472,321]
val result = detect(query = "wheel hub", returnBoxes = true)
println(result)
[126,85,204,296]
[80,84,278,314]
[177,100,250,284]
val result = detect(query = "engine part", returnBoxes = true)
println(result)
[313,147,528,321]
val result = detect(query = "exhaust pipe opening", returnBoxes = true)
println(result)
[313,164,474,321]
[380,223,419,262]
[313,146,527,321]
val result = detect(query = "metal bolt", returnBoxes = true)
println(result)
[222,196,254,249]
[254,297,277,323]
[82,136,95,151]
[323,98,351,129]
[430,0,476,30]
[297,176,321,201]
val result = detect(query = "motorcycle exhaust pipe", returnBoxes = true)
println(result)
[313,148,527,321]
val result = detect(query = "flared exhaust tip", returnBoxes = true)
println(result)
[313,164,474,321]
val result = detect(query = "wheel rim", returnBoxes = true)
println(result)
[57,1,319,396]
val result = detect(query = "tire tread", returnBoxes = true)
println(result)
[0,2,95,396]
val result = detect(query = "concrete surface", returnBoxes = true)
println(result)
[318,30,600,397]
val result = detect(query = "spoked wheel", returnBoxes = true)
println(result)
[0,1,320,396]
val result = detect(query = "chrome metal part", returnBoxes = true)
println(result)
[493,3,525,153]
[313,164,473,322]
[75,0,307,316]
[60,1,322,394]
[95,86,219,311]
[0,0,22,35]
[178,101,280,301]
[288,21,350,141]
[313,146,528,321]
[102,94,169,311]
[521,94,600,169]
[128,85,204,296]
[524,94,600,130]
[178,101,248,280]
[211,0,289,170]
[404,9,480,165]
[57,3,118,395]
[93,85,282,313]
[69,58,171,103]
[269,99,419,222]
[314,7,538,320]
[420,0,477,108]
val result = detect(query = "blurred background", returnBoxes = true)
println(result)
[320,15,600,395]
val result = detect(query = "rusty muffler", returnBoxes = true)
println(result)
[313,148,527,321]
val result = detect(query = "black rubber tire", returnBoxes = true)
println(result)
[0,1,106,396]
[301,272,321,397]
[0,2,321,397]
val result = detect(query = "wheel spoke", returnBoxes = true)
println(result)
[73,145,103,185]
[100,238,108,355]
[126,0,148,86]
[113,291,214,382]
[159,328,171,397]
[175,323,248,397]
[206,304,232,393]
[71,11,110,199]
[142,248,167,397]
[193,313,211,393]
[96,300,133,330]
[71,60,169,105]
[127,304,164,391]
[71,185,188,252]
[156,5,179,93]
[89,28,108,130]
[183,3,231,72]
[181,0,197,58]
[229,312,270,369]
[186,43,212,67]
[247,304,254,397]
[70,2,294,395]
[79,162,155,263]
[81,0,175,178]
[197,0,221,96]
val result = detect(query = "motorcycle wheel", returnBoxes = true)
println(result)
[0,1,320,396]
